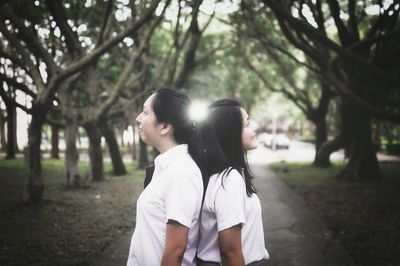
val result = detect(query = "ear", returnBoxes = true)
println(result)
[160,123,173,136]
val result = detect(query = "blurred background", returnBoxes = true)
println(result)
[0,0,399,265]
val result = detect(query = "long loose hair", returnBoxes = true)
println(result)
[189,99,256,196]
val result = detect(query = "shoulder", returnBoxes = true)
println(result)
[208,168,245,195]
[167,153,202,181]
[220,168,245,185]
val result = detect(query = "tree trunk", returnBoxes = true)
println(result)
[84,122,104,181]
[50,125,60,159]
[13,107,18,153]
[138,138,148,169]
[315,133,345,167]
[132,125,137,161]
[25,105,46,204]
[372,120,381,150]
[337,103,380,180]
[5,103,16,159]
[311,83,332,167]
[312,115,329,166]
[99,121,127,176]
[173,1,202,88]
[120,129,125,147]
[65,115,81,188]
[0,110,6,151]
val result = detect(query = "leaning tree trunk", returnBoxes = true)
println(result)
[65,114,81,188]
[5,103,16,159]
[315,132,345,167]
[337,103,379,180]
[99,121,127,176]
[84,122,104,181]
[138,138,148,169]
[50,125,60,159]
[25,104,46,204]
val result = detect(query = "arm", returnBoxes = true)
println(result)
[161,219,189,266]
[218,224,245,266]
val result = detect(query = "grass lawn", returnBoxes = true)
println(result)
[0,158,144,266]
[270,162,400,266]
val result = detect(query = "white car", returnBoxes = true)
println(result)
[257,133,273,147]
[271,134,291,149]
[257,133,290,149]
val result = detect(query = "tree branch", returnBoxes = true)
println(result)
[0,84,31,114]
[45,0,83,57]
[326,69,400,123]
[173,0,203,87]
[326,0,352,46]
[240,9,320,73]
[0,22,46,92]
[200,10,215,34]
[0,72,36,98]
[195,41,227,66]
[348,0,360,41]
[97,0,114,47]
[243,54,309,114]
[0,47,28,72]
[0,4,58,74]
[264,0,400,88]
[94,0,169,119]
[54,0,161,86]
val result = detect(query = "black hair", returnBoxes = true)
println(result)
[152,88,194,144]
[189,99,256,196]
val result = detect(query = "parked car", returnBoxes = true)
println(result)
[257,132,273,147]
[271,134,291,149]
[257,133,290,149]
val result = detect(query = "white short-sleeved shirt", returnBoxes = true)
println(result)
[127,144,203,266]
[197,169,270,264]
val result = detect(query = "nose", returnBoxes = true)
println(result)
[136,113,142,125]
[250,121,256,130]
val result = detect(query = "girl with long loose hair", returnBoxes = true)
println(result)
[189,99,269,266]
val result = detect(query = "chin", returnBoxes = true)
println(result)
[245,143,258,151]
[249,144,258,150]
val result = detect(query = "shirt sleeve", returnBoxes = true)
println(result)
[214,170,247,232]
[163,166,202,228]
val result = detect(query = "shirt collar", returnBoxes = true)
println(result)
[154,144,188,170]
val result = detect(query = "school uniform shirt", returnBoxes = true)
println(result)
[197,168,270,264]
[127,144,203,266]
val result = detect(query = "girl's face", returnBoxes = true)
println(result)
[241,108,257,151]
[136,94,162,146]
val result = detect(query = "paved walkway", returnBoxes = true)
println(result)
[94,158,354,266]
[251,163,353,266]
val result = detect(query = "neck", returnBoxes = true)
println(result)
[156,138,178,154]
